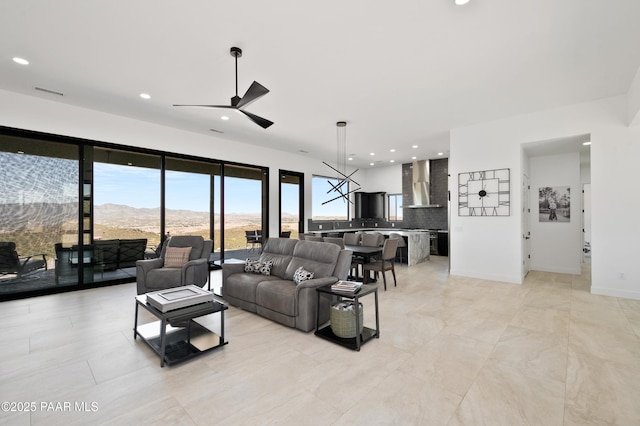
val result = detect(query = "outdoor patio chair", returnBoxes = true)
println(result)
[0,242,47,278]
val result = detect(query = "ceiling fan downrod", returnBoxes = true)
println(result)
[230,47,242,106]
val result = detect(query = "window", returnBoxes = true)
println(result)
[223,164,267,254]
[280,171,303,238]
[388,194,403,221]
[312,175,349,220]
[0,127,270,300]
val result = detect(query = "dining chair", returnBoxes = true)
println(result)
[363,238,400,290]
[245,230,259,250]
[361,232,384,247]
[342,232,361,246]
[322,237,345,248]
[389,232,407,264]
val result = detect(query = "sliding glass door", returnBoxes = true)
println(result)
[91,147,161,283]
[165,157,221,259]
[0,127,270,300]
[0,135,80,295]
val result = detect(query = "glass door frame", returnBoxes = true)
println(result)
[279,170,304,237]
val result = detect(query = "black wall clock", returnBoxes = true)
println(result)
[458,168,510,216]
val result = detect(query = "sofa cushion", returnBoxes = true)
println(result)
[164,246,192,268]
[258,238,297,278]
[225,273,280,304]
[284,240,341,280]
[293,266,314,284]
[146,267,182,291]
[256,279,297,316]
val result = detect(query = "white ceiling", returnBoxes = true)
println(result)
[1,0,639,167]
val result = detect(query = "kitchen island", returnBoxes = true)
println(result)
[311,228,431,266]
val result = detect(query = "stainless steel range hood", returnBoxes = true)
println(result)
[404,160,442,208]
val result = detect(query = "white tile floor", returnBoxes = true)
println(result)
[1,256,639,425]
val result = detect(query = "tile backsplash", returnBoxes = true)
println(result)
[308,158,449,231]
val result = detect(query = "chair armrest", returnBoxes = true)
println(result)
[19,253,47,269]
[136,258,163,274]
[184,258,206,266]
[182,258,209,287]
[20,253,47,262]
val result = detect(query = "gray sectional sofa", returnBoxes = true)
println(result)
[222,238,352,332]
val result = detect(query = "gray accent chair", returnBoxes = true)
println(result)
[136,235,213,295]
[222,238,352,332]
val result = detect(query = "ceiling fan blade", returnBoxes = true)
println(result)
[236,81,269,108]
[173,104,236,109]
[240,110,274,129]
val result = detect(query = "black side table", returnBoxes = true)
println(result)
[315,284,379,351]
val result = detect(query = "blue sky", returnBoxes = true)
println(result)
[93,163,300,214]
[312,176,349,218]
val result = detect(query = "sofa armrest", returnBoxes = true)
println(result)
[296,276,339,290]
[222,262,246,284]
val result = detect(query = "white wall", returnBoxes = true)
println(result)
[359,164,402,194]
[629,66,640,125]
[528,152,582,274]
[0,89,345,238]
[451,95,640,299]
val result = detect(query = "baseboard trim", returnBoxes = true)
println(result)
[591,286,640,301]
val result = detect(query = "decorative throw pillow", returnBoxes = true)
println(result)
[245,259,273,275]
[244,258,259,273]
[163,247,192,268]
[293,266,314,284]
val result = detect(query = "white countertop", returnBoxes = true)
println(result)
[311,228,439,235]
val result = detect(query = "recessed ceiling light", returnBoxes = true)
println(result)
[221,116,229,120]
[438,152,444,156]
[583,141,591,146]
[139,93,151,100]
[412,145,418,149]
[454,0,470,5]
[390,149,396,152]
[390,160,395,163]
[12,57,29,65]
[370,163,374,166]
[348,157,353,161]
[412,156,417,160]
[370,152,375,156]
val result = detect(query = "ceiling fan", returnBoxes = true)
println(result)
[173,47,273,129]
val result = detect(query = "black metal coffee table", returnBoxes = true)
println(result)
[134,294,228,367]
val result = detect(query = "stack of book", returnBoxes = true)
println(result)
[146,285,214,312]
[331,281,362,294]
